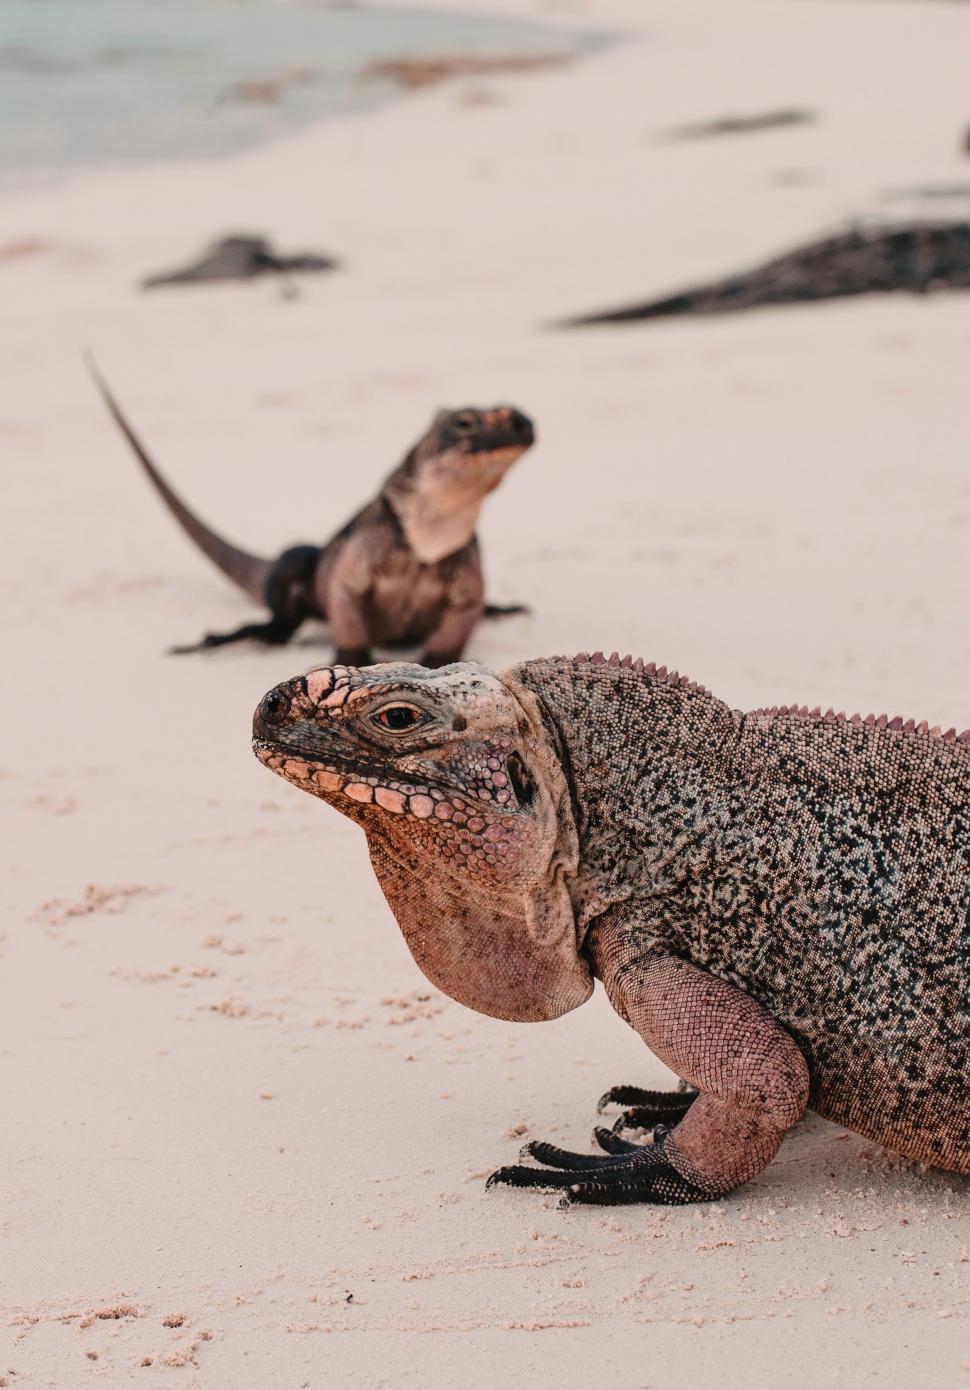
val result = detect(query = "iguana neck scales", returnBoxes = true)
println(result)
[252,653,970,1206]
[89,358,533,664]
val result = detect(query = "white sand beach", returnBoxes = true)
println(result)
[3,0,970,1384]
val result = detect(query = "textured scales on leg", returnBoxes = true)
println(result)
[88,355,534,663]
[250,653,970,1206]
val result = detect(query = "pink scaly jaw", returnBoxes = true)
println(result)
[256,744,474,822]
[254,739,529,872]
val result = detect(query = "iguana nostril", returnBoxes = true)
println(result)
[259,689,289,725]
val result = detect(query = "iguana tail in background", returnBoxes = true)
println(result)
[86,354,272,604]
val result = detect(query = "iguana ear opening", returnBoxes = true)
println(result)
[506,752,536,807]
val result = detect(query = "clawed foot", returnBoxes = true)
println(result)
[169,636,215,655]
[483,603,531,619]
[597,1082,698,1134]
[170,620,298,655]
[169,633,249,655]
[420,650,462,669]
[486,1127,714,1207]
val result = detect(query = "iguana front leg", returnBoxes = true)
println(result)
[420,599,485,667]
[420,559,485,667]
[327,582,373,665]
[488,952,809,1206]
[319,537,374,666]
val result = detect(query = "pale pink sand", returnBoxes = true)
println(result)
[3,0,970,1385]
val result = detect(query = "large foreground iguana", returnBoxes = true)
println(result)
[251,654,970,1206]
[90,363,533,664]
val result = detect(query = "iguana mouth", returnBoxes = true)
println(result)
[467,436,533,459]
[252,735,518,820]
[462,409,534,454]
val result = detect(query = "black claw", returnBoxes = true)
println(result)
[524,1139,636,1171]
[601,1087,697,1135]
[593,1125,641,1155]
[487,1163,584,1191]
[483,602,530,619]
[597,1084,699,1122]
[615,1103,689,1132]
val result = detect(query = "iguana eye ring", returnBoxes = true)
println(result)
[372,704,426,733]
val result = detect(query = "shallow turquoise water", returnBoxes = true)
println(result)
[0,0,607,186]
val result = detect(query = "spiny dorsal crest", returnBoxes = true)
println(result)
[559,652,969,744]
[555,651,709,697]
[748,702,970,744]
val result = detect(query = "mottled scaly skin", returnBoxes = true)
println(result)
[513,655,970,1173]
[251,654,970,1207]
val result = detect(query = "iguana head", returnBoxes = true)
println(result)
[252,661,591,1022]
[386,406,535,562]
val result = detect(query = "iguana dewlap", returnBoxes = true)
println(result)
[252,654,970,1206]
[90,359,533,664]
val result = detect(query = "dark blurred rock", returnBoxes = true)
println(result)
[562,223,970,326]
[660,109,816,141]
[361,51,569,92]
[141,234,338,289]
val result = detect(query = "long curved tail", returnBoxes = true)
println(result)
[87,354,271,604]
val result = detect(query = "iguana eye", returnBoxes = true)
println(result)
[372,704,426,732]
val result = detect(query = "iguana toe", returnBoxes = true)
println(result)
[488,1134,719,1207]
[521,1138,633,1170]
[597,1083,697,1114]
[558,1157,716,1208]
[597,1084,699,1133]
[486,1163,582,1191]
[591,1125,641,1155]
